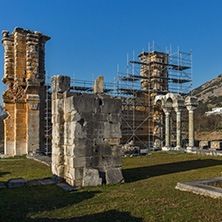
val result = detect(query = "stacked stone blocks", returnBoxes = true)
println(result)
[1,27,50,156]
[51,75,124,187]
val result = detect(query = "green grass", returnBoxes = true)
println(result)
[1,152,222,221]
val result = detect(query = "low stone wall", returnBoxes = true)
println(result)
[199,140,210,149]
[198,140,222,149]
[51,75,124,187]
[210,141,222,149]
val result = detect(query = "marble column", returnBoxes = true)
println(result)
[174,108,182,149]
[187,107,195,148]
[185,96,198,149]
[162,107,172,150]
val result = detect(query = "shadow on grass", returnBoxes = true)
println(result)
[0,186,101,222]
[31,210,143,222]
[123,159,222,183]
[0,171,10,178]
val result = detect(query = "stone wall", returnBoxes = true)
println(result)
[210,141,222,149]
[1,27,50,156]
[51,75,124,187]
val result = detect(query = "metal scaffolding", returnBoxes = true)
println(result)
[44,72,52,155]
[44,42,192,152]
[115,42,192,149]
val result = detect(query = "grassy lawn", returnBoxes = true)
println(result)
[1,152,222,221]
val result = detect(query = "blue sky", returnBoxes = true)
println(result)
[1,0,222,103]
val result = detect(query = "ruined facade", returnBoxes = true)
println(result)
[155,93,198,150]
[1,27,50,156]
[51,75,124,187]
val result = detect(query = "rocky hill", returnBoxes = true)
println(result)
[191,74,222,139]
[192,74,222,108]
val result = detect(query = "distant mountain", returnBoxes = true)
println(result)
[192,74,222,108]
[192,74,222,137]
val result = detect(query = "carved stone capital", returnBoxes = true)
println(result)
[26,94,40,110]
[162,106,172,115]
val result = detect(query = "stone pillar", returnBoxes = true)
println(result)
[51,75,70,181]
[162,107,172,150]
[26,95,41,154]
[188,109,194,147]
[2,31,15,155]
[174,108,182,149]
[1,27,50,156]
[14,101,27,155]
[94,76,104,93]
[51,75,123,187]
[3,102,15,156]
[185,96,198,150]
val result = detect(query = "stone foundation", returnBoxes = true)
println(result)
[210,141,222,149]
[51,75,124,187]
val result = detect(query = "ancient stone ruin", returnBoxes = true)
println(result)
[1,27,50,156]
[155,93,198,150]
[51,75,124,187]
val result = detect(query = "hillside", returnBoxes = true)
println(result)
[192,74,222,108]
[192,74,222,140]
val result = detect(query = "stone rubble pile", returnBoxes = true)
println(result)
[122,140,140,156]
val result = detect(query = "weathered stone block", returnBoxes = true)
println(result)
[111,146,122,156]
[105,138,120,146]
[93,76,104,93]
[51,82,123,187]
[92,145,112,156]
[82,168,102,187]
[51,75,70,93]
[68,94,96,113]
[74,168,84,180]
[92,113,107,122]
[91,155,111,167]
[38,179,55,185]
[111,155,122,167]
[7,178,27,188]
[211,141,222,149]
[104,122,121,138]
[199,140,210,148]
[101,98,121,114]
[107,114,121,124]
[73,146,93,157]
[70,112,81,122]
[105,168,124,184]
[57,182,80,191]
[72,157,91,168]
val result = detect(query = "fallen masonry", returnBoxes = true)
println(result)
[51,75,124,187]
[7,178,27,188]
[1,178,56,188]
[0,177,82,191]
